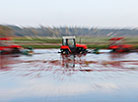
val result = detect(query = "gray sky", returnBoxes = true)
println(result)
[0,0,138,28]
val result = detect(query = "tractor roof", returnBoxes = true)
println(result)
[62,36,75,39]
[109,37,124,41]
[0,38,11,40]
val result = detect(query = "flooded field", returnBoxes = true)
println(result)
[0,49,138,102]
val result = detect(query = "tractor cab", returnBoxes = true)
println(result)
[108,37,133,52]
[60,36,87,54]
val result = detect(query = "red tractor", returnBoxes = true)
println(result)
[0,37,22,54]
[60,36,87,54]
[108,37,133,52]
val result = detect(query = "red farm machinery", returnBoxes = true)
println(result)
[108,37,133,52]
[60,36,87,54]
[0,37,22,54]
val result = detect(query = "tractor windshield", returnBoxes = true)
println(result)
[62,38,76,47]
[67,39,75,47]
[110,40,122,46]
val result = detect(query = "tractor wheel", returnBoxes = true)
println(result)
[62,50,69,54]
[123,48,130,52]
[0,50,3,54]
[79,48,87,54]
[114,48,129,53]
[12,48,20,54]
[111,49,116,52]
[0,50,8,55]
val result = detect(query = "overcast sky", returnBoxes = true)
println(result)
[0,0,138,28]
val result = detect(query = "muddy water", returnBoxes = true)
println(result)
[0,49,138,102]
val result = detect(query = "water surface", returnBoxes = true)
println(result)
[0,49,138,102]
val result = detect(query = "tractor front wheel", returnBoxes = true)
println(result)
[62,49,70,54]
[112,48,130,53]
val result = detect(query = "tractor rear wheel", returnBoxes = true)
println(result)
[12,48,20,54]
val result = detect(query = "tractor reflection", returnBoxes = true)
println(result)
[0,55,20,70]
[61,54,87,68]
[61,54,75,68]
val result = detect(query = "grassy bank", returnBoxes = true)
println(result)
[21,45,60,49]
[22,44,109,49]
[13,37,138,49]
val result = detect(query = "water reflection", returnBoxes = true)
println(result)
[109,53,128,60]
[61,54,76,68]
[1,52,138,76]
[0,54,20,70]
[59,53,138,73]
[0,50,138,102]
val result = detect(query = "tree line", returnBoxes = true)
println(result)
[0,25,138,37]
